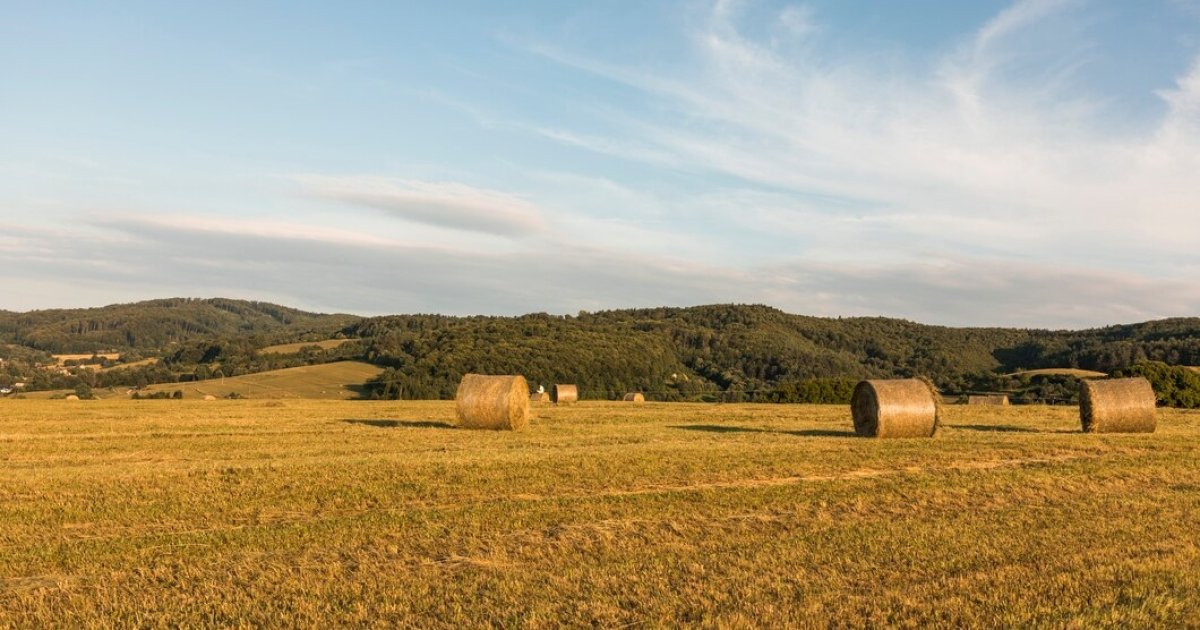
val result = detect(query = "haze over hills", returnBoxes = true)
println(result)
[2,298,1199,402]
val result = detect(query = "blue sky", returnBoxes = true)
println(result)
[2,0,1199,328]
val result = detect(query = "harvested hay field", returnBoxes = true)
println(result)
[0,400,1198,626]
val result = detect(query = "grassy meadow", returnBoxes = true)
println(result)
[22,361,382,401]
[1,399,1198,627]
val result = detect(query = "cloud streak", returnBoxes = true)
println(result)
[294,175,545,237]
[3,215,1198,328]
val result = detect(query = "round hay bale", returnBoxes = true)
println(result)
[623,392,645,403]
[203,395,217,401]
[455,374,530,430]
[850,378,940,438]
[967,394,1010,406]
[64,394,80,401]
[530,391,550,403]
[552,384,578,405]
[1080,377,1156,433]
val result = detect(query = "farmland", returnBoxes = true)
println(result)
[22,361,382,400]
[1,400,1198,626]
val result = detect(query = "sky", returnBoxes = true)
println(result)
[1,0,1198,328]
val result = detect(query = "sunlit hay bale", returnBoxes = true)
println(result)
[530,391,550,403]
[1079,377,1156,433]
[454,374,530,431]
[968,394,1010,406]
[623,392,645,403]
[851,378,940,438]
[552,384,578,405]
[64,394,80,401]
[203,395,217,401]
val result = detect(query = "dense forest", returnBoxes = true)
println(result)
[0,298,359,353]
[3,300,1200,405]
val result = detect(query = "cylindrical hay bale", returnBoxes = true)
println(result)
[455,374,530,430]
[968,394,1009,406]
[530,391,550,403]
[851,379,939,438]
[1080,377,1156,433]
[623,392,645,403]
[552,384,578,405]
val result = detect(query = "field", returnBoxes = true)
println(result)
[24,361,382,401]
[1005,368,1108,378]
[1,400,1198,626]
[258,339,354,355]
[50,353,121,365]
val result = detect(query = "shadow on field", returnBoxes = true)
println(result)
[343,419,456,429]
[948,424,1076,434]
[671,424,856,438]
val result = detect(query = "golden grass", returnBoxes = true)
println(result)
[50,353,121,365]
[0,400,1197,626]
[258,339,354,355]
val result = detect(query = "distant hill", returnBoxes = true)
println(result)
[0,298,361,353]
[349,305,1200,400]
[4,300,1200,404]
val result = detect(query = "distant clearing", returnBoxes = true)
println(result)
[50,353,120,365]
[1005,368,1107,378]
[26,361,382,400]
[99,358,158,372]
[258,339,354,355]
[0,401,1196,626]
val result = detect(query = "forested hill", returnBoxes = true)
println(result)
[0,298,360,353]
[3,300,1199,402]
[349,305,1200,399]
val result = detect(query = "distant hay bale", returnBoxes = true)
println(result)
[850,378,940,438]
[968,394,1010,406]
[203,395,217,401]
[1079,377,1156,433]
[455,374,530,430]
[530,391,550,403]
[64,394,80,401]
[552,384,578,405]
[623,392,645,403]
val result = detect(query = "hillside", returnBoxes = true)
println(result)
[0,298,360,353]
[26,361,382,400]
[4,300,1200,404]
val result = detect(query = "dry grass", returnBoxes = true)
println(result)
[258,339,354,355]
[0,400,1198,627]
[50,353,121,365]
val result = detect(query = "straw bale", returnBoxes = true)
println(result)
[851,378,940,438]
[455,374,530,430]
[1080,377,1156,433]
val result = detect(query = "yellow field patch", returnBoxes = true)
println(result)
[0,400,1197,626]
[258,339,354,355]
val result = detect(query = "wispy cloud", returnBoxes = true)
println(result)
[294,175,545,237]
[4,215,1198,327]
[522,0,1200,266]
